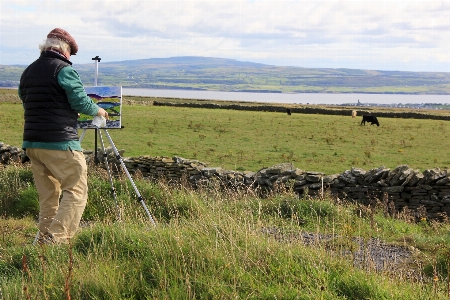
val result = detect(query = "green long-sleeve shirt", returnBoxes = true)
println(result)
[20,65,99,151]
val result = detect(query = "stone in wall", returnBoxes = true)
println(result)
[0,142,28,164]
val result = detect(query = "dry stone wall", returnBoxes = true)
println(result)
[2,141,450,221]
[153,101,450,121]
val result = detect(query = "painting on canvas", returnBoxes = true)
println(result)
[77,86,122,129]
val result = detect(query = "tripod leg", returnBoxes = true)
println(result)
[32,230,40,245]
[79,129,88,143]
[103,129,157,227]
[97,130,121,221]
[94,129,99,164]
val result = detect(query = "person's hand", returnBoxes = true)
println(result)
[97,107,109,119]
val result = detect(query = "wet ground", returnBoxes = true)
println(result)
[261,227,425,281]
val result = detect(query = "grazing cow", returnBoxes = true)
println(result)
[286,108,292,115]
[361,115,380,126]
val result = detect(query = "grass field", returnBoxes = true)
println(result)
[4,88,450,298]
[2,89,450,174]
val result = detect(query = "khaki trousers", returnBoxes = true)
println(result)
[26,148,88,243]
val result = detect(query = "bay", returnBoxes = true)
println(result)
[123,88,450,105]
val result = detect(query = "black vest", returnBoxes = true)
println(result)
[20,51,79,142]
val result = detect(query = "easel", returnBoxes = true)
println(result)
[33,56,156,244]
[82,55,156,226]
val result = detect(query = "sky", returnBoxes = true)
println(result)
[0,0,449,72]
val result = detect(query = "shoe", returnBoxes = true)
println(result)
[36,233,56,245]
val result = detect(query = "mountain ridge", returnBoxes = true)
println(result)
[2,56,450,94]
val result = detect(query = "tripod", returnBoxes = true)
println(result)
[81,126,157,227]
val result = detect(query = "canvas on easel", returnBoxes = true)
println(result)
[77,86,122,129]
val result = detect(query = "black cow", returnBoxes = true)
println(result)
[361,115,380,126]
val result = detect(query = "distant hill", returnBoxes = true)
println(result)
[2,56,450,94]
[103,56,267,68]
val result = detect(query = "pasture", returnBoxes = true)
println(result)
[2,90,450,174]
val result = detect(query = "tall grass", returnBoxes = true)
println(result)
[0,163,36,219]
[2,164,450,299]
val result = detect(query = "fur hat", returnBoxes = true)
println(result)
[47,28,78,55]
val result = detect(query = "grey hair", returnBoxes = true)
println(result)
[39,38,71,54]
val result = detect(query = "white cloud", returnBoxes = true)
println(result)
[0,0,449,72]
